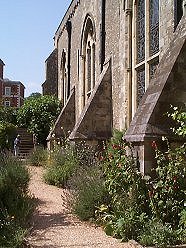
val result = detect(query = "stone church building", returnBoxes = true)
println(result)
[45,0,186,174]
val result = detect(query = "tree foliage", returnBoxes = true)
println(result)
[169,106,186,137]
[0,121,17,151]
[17,95,62,146]
[26,92,42,101]
[0,106,17,125]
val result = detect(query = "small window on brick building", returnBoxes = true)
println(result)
[5,87,11,96]
[4,101,10,107]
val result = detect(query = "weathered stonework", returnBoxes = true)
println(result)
[69,59,112,141]
[47,87,75,141]
[42,49,58,96]
[45,0,186,173]
[125,17,186,174]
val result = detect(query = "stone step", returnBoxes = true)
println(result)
[15,128,35,158]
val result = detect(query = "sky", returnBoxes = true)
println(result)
[0,0,72,97]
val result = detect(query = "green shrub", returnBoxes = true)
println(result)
[0,121,17,151]
[69,165,107,220]
[0,155,34,248]
[97,130,150,240]
[179,209,186,243]
[0,106,18,125]
[0,155,30,195]
[168,106,186,137]
[44,145,78,187]
[28,146,48,166]
[139,219,180,247]
[149,140,186,227]
[98,128,186,246]
[17,95,62,146]
[0,207,28,248]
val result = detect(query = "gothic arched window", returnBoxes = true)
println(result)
[149,0,159,55]
[80,15,96,107]
[174,0,183,29]
[60,50,67,105]
[137,0,145,63]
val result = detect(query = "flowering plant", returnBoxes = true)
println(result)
[149,138,186,227]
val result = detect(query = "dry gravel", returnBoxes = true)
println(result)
[26,166,138,248]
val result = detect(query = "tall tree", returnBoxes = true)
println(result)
[26,92,42,100]
[17,95,62,146]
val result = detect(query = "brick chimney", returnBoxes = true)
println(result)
[0,59,5,79]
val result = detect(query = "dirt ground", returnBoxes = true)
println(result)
[26,166,138,248]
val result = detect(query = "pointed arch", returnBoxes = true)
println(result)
[174,0,183,29]
[80,14,96,109]
[60,49,67,105]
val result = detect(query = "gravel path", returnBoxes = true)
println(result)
[26,166,133,248]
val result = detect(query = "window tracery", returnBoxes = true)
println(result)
[60,50,67,104]
[134,0,159,109]
[137,67,145,105]
[174,0,183,29]
[137,0,145,63]
[81,16,96,106]
[149,0,159,55]
[149,59,159,80]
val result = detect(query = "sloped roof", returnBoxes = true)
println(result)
[47,87,75,140]
[3,79,25,88]
[69,59,112,141]
[0,59,5,65]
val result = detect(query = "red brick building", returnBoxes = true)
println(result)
[0,59,25,108]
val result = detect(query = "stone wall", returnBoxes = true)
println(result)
[47,0,186,173]
[125,17,186,174]
[43,49,58,96]
[54,0,122,127]
[159,0,175,58]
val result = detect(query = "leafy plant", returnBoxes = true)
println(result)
[17,95,62,146]
[0,208,27,248]
[69,165,107,220]
[139,219,179,248]
[149,139,186,227]
[0,155,34,247]
[0,121,17,151]
[97,130,150,240]
[179,209,186,243]
[97,127,186,246]
[168,106,186,137]
[0,106,18,125]
[28,146,48,166]
[44,144,78,187]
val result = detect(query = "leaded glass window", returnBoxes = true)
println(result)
[150,0,159,56]
[87,47,91,94]
[137,0,145,63]
[60,51,67,104]
[134,0,160,112]
[137,67,145,105]
[149,59,159,80]
[174,0,183,29]
[92,44,95,88]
